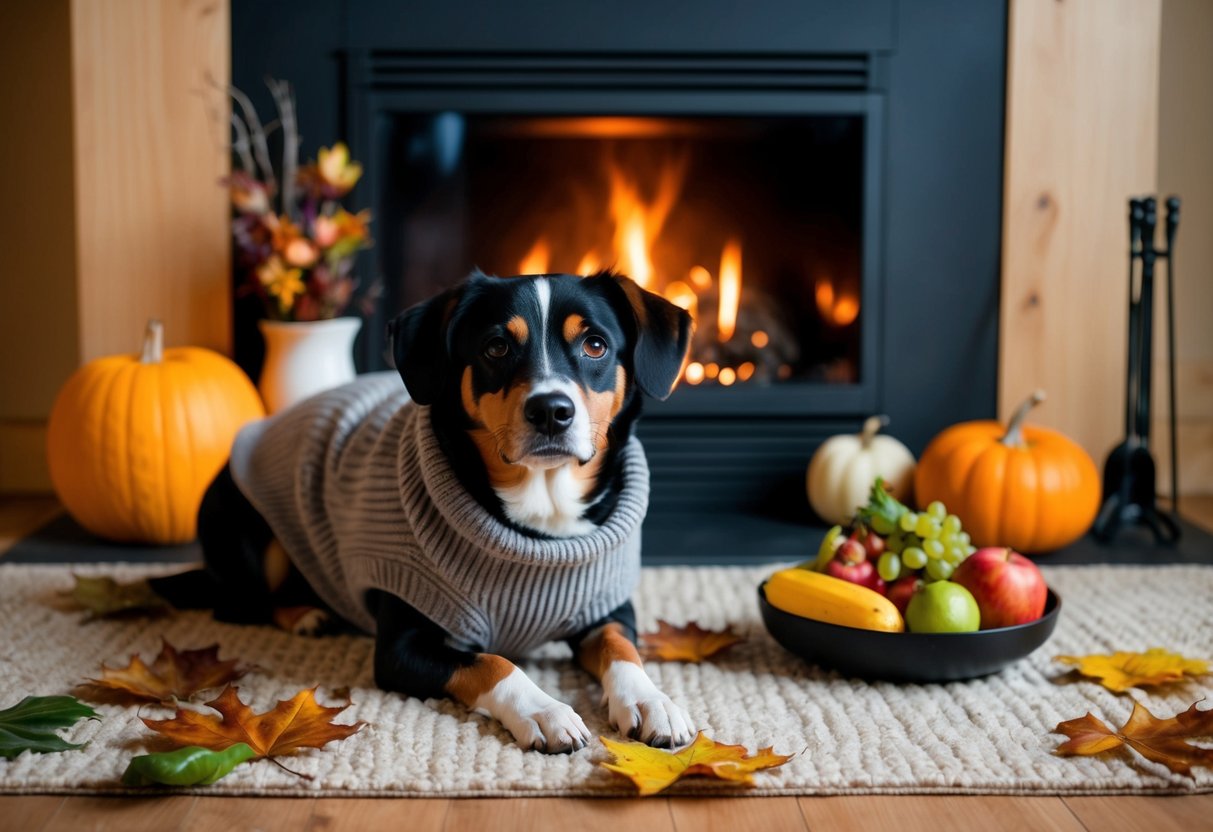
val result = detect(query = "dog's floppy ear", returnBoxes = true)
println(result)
[387,287,463,405]
[593,272,693,401]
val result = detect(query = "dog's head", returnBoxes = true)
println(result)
[389,271,692,472]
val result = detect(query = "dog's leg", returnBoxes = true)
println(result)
[573,602,695,749]
[370,591,590,753]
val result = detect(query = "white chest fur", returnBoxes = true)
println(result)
[495,463,598,537]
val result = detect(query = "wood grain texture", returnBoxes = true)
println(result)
[445,797,675,832]
[999,0,1161,463]
[43,795,196,832]
[0,422,54,495]
[0,495,61,555]
[1064,794,1213,832]
[70,0,232,363]
[670,796,807,832]
[305,798,449,831]
[798,795,1086,832]
[181,797,314,832]
[0,796,65,832]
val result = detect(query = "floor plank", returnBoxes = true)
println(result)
[0,795,65,832]
[797,795,1085,832]
[443,797,675,832]
[180,797,315,832]
[305,797,449,831]
[669,796,807,832]
[1064,794,1213,832]
[43,795,197,832]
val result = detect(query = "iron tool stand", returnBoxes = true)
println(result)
[1093,196,1182,544]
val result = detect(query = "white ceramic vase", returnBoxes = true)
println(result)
[258,317,362,414]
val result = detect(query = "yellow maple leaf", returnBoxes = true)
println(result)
[640,621,744,662]
[1055,700,1213,778]
[1055,648,1210,693]
[600,732,791,796]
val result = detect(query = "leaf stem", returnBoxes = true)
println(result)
[267,756,315,781]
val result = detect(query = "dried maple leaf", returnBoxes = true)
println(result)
[1055,700,1213,777]
[1056,648,1210,692]
[141,686,364,759]
[640,621,744,662]
[63,575,168,620]
[600,732,791,796]
[85,639,248,704]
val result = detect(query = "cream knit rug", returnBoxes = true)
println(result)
[1,562,1210,797]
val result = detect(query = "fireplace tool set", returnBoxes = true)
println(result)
[1093,196,1182,544]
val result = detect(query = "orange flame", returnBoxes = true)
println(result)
[576,252,602,276]
[815,275,860,327]
[718,238,742,342]
[519,238,550,275]
[608,158,685,288]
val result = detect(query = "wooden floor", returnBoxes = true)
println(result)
[2,495,1212,832]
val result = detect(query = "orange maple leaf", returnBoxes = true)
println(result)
[141,686,364,759]
[1055,649,1209,693]
[600,732,791,796]
[1055,700,1213,777]
[640,621,744,662]
[85,639,248,704]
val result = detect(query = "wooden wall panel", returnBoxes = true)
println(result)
[999,0,1161,462]
[71,0,231,361]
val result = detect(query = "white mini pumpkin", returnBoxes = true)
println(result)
[806,415,916,525]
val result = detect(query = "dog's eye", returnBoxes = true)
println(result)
[484,338,510,360]
[582,336,608,359]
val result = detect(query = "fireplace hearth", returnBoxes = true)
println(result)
[233,0,1007,562]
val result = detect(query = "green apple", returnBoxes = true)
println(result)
[905,581,980,633]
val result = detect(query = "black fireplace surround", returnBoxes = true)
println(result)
[233,0,1007,562]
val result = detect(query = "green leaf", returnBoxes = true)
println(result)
[856,477,909,530]
[122,743,257,787]
[66,575,168,619]
[0,696,100,759]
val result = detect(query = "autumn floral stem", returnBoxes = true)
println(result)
[267,756,315,781]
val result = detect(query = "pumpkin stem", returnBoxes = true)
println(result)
[140,319,164,364]
[1002,389,1046,447]
[860,415,889,448]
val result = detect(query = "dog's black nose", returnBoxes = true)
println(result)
[524,392,576,436]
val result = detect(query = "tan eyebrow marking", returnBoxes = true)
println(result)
[506,315,529,343]
[563,313,587,343]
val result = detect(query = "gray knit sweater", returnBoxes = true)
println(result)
[228,372,647,656]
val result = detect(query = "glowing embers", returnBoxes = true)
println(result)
[512,150,858,386]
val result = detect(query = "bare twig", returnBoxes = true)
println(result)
[228,84,278,201]
[229,113,255,174]
[267,78,300,217]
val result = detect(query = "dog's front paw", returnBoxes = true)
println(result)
[501,700,592,754]
[273,605,332,637]
[475,668,591,754]
[603,662,695,748]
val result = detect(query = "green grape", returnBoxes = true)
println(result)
[899,512,918,533]
[925,558,954,581]
[877,552,901,582]
[944,546,966,564]
[943,514,962,535]
[887,531,905,554]
[957,531,971,546]
[966,545,977,556]
[902,546,928,569]
[870,514,895,536]
[914,514,934,538]
[923,539,945,559]
[939,533,956,548]
[927,501,947,521]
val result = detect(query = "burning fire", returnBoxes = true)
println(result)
[513,153,856,385]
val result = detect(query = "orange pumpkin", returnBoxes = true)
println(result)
[914,390,1100,553]
[47,320,265,544]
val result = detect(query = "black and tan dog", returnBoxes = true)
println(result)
[152,271,695,753]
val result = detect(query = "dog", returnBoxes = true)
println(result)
[151,270,695,753]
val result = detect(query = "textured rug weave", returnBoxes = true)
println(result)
[1,563,1210,797]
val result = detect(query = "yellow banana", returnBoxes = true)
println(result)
[765,567,905,632]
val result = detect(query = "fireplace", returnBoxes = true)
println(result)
[233,0,1007,562]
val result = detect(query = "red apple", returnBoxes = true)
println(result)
[826,558,885,594]
[836,536,867,565]
[862,529,886,559]
[885,576,922,616]
[952,547,1047,628]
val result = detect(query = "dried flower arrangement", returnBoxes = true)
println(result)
[227,79,379,321]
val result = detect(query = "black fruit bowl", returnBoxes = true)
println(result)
[758,583,1062,683]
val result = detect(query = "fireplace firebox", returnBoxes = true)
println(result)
[233,0,1007,562]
